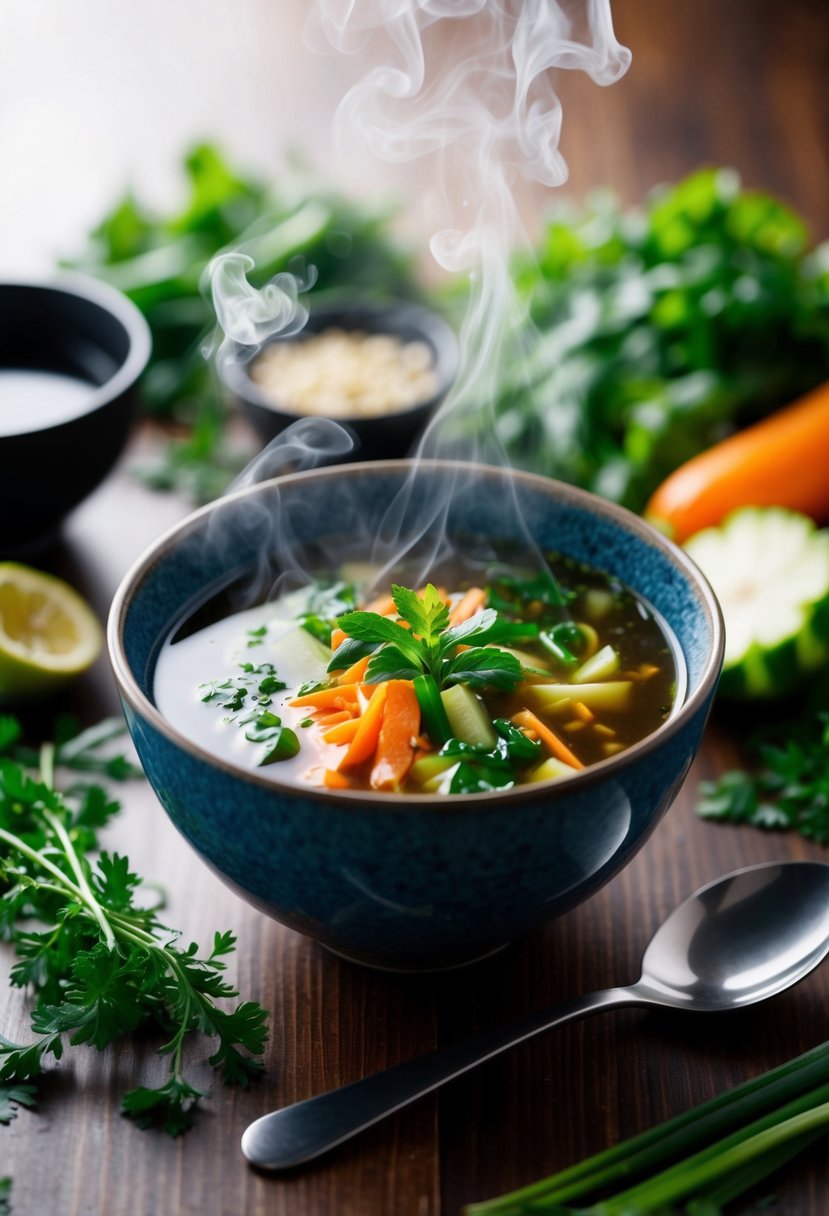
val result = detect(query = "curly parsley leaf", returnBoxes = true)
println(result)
[0,1083,36,1125]
[0,717,269,1137]
[697,712,829,843]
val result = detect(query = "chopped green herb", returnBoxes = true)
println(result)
[199,654,297,766]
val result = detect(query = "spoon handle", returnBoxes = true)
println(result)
[242,985,634,1170]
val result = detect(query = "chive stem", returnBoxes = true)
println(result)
[466,1041,829,1215]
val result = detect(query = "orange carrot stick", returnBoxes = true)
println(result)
[290,683,361,709]
[644,379,829,541]
[340,683,389,769]
[370,680,421,791]
[323,769,352,789]
[573,701,595,723]
[449,586,487,627]
[337,654,371,685]
[512,709,585,771]
[315,709,353,728]
[322,718,362,745]
[330,627,347,653]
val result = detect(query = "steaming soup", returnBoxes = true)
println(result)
[154,554,682,795]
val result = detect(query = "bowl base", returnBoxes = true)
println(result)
[317,938,512,974]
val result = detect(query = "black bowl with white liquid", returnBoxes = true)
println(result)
[0,276,151,552]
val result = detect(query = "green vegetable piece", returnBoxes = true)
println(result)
[440,684,497,748]
[685,507,829,700]
[413,674,453,745]
[572,643,621,684]
[528,680,633,714]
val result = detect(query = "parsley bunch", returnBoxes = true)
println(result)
[0,715,268,1136]
[334,584,538,691]
[698,712,829,844]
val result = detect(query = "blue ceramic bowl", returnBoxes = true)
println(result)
[108,461,724,971]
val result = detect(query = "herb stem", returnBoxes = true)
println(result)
[0,827,86,904]
[41,809,116,951]
[602,1097,829,1213]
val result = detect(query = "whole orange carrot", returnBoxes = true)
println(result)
[645,380,829,543]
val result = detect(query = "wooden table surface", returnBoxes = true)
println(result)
[3,1,829,1213]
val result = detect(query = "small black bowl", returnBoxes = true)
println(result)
[0,275,151,552]
[221,299,458,461]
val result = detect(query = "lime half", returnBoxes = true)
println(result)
[0,563,103,699]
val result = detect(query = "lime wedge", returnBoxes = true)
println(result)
[0,563,103,699]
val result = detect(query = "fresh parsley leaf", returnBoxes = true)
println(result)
[338,585,529,693]
[440,647,524,691]
[327,636,377,673]
[121,1075,205,1137]
[391,584,449,647]
[364,646,424,683]
[337,611,425,667]
[0,1083,36,1125]
[0,716,270,1137]
[697,712,829,843]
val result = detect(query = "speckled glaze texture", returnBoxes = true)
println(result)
[110,462,723,970]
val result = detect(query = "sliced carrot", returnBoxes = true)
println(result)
[340,682,389,769]
[513,709,585,771]
[370,680,421,791]
[323,769,353,790]
[573,701,595,723]
[449,586,487,627]
[330,627,348,653]
[337,654,371,685]
[290,683,362,709]
[322,717,362,745]
[315,709,353,728]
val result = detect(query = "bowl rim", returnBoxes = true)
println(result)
[0,272,151,435]
[108,459,725,810]
[219,297,459,427]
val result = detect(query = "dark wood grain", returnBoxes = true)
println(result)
[3,2,829,1213]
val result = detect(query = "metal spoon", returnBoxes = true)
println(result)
[242,860,829,1171]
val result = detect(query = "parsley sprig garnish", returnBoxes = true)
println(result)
[334,584,537,691]
[0,716,268,1136]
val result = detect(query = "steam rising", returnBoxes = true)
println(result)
[207,0,630,592]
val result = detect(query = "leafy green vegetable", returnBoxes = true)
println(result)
[697,712,829,843]
[438,721,543,795]
[0,1083,36,1125]
[477,168,829,512]
[67,144,421,501]
[0,1178,9,1216]
[336,584,535,692]
[467,1041,829,1215]
[0,721,268,1137]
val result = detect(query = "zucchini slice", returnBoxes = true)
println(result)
[685,507,829,699]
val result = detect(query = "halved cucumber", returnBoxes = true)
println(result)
[685,507,829,699]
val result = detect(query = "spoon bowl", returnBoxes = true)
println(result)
[242,860,829,1171]
[637,861,829,1011]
